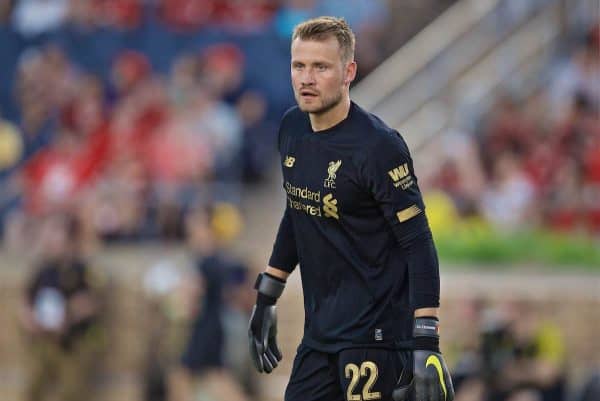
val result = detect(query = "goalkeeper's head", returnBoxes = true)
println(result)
[290,16,357,115]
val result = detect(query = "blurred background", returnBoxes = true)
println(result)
[0,0,598,401]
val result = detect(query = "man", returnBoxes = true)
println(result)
[20,214,104,401]
[248,16,454,401]
[168,205,250,401]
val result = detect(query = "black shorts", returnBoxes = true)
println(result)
[285,344,410,401]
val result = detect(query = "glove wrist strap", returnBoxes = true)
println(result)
[254,273,286,305]
[413,317,439,338]
[413,317,440,352]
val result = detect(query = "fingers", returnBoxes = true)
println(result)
[262,348,276,373]
[270,336,283,361]
[249,333,279,373]
[445,370,455,401]
[248,334,264,373]
[248,307,282,374]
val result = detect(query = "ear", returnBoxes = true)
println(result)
[344,61,357,86]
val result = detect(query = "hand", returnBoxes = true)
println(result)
[248,304,282,373]
[393,349,454,401]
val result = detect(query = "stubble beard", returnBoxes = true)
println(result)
[296,89,343,115]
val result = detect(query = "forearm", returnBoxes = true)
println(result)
[415,307,439,318]
[406,230,440,310]
[269,208,299,273]
[266,266,291,281]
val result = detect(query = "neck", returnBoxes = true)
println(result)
[309,95,351,132]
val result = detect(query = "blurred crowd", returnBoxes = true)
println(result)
[427,24,600,235]
[0,0,392,247]
[0,5,394,398]
[450,298,599,401]
[19,205,256,401]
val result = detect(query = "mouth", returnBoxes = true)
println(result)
[300,89,318,99]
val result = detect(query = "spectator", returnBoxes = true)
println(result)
[215,0,278,33]
[22,78,112,216]
[198,43,246,103]
[479,152,537,230]
[111,50,152,98]
[67,0,97,30]
[158,0,217,32]
[12,0,68,37]
[0,0,14,25]
[18,213,106,401]
[498,301,567,401]
[543,158,583,231]
[577,372,600,401]
[0,110,23,173]
[14,48,58,160]
[550,26,600,121]
[453,300,567,401]
[236,90,278,182]
[221,263,255,396]
[0,110,24,238]
[168,204,249,401]
[97,0,142,29]
[582,128,600,233]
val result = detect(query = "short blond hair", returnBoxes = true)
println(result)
[292,16,355,63]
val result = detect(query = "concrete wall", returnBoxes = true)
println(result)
[1,248,598,401]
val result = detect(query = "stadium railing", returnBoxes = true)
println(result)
[351,0,592,151]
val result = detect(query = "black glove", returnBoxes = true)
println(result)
[393,317,455,401]
[248,273,285,373]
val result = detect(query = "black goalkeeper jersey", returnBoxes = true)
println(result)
[269,102,437,353]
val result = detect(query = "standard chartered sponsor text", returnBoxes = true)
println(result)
[285,181,321,202]
[288,196,322,216]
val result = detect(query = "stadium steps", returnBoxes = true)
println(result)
[351,0,570,151]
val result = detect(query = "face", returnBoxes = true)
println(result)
[291,36,355,114]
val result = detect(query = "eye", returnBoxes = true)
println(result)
[316,64,327,71]
[292,63,304,70]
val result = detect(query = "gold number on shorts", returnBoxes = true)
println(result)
[360,361,382,400]
[345,363,361,401]
[344,361,382,401]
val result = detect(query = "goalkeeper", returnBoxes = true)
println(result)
[249,16,454,401]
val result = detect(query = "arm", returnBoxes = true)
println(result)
[248,207,297,374]
[415,307,439,318]
[360,132,453,401]
[265,266,290,281]
[249,112,299,373]
[268,207,299,274]
[360,133,439,314]
[67,291,98,325]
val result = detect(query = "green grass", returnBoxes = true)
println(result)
[434,228,600,270]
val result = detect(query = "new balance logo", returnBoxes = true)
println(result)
[323,193,339,219]
[284,156,296,168]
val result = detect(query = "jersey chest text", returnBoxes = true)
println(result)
[281,136,369,220]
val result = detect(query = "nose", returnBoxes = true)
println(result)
[300,68,316,86]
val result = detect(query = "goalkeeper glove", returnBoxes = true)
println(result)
[393,317,455,401]
[248,272,285,373]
